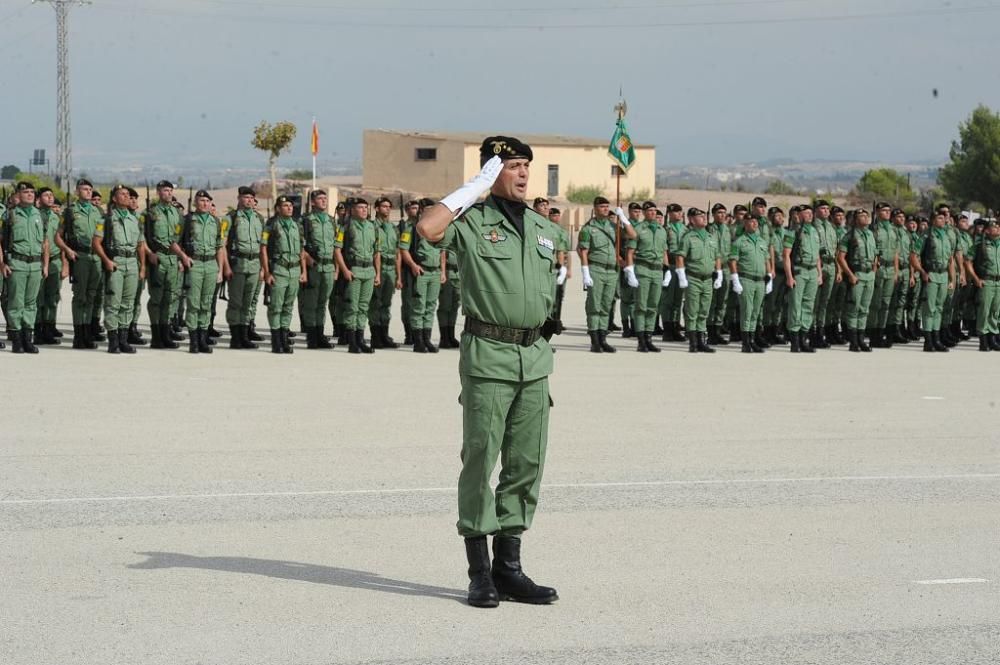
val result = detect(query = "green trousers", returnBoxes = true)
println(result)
[950,283,970,324]
[829,279,848,327]
[708,269,730,327]
[267,267,301,329]
[225,265,261,327]
[619,271,635,322]
[342,269,375,330]
[660,268,684,323]
[436,273,461,327]
[585,265,617,331]
[921,275,950,331]
[457,374,550,538]
[977,282,1000,334]
[146,256,181,326]
[814,264,836,327]
[37,260,62,324]
[131,276,145,325]
[70,255,103,325]
[633,265,661,333]
[7,262,43,329]
[870,269,895,329]
[369,266,398,327]
[410,270,441,329]
[331,276,348,328]
[738,278,765,332]
[889,270,911,327]
[399,271,413,329]
[786,270,818,333]
[683,276,713,333]
[299,265,335,328]
[185,260,218,330]
[763,269,787,328]
[844,274,876,331]
[103,260,139,330]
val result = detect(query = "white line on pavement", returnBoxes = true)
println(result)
[912,578,990,585]
[922,396,946,400]
[2,472,999,506]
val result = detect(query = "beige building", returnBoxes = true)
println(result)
[363,129,655,201]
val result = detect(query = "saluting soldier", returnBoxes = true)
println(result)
[706,203,731,345]
[93,185,146,354]
[369,196,401,349]
[675,207,722,353]
[783,204,822,353]
[143,181,184,349]
[419,136,558,608]
[728,214,769,353]
[34,187,64,345]
[334,198,381,354]
[0,182,49,353]
[966,219,1000,351]
[176,190,227,354]
[911,210,956,352]
[223,186,265,349]
[59,178,105,349]
[262,195,307,354]
[399,196,443,353]
[578,197,635,353]
[299,189,338,350]
[869,202,900,348]
[660,202,686,341]
[837,208,878,352]
[626,201,667,352]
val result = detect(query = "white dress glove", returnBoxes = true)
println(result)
[765,277,774,295]
[624,265,639,288]
[713,271,723,290]
[614,207,631,227]
[582,265,594,289]
[556,265,568,286]
[676,267,689,289]
[662,270,672,287]
[730,272,744,295]
[440,156,503,215]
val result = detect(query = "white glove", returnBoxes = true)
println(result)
[765,277,774,295]
[662,270,672,287]
[614,207,631,227]
[713,271,723,290]
[676,267,689,289]
[730,273,744,295]
[582,265,594,289]
[556,265,567,286]
[440,156,503,215]
[624,265,639,288]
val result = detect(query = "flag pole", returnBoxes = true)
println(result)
[311,116,318,191]
[613,98,627,261]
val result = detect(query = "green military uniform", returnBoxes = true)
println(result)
[764,224,788,336]
[336,216,379,352]
[182,210,223,351]
[678,225,719,348]
[578,216,619,335]
[707,220,732,342]
[263,214,304,351]
[628,217,666,340]
[95,205,145,353]
[432,196,555,538]
[62,198,105,347]
[618,221,636,334]
[370,216,401,347]
[889,223,914,339]
[870,217,900,343]
[299,209,337,347]
[914,227,953,340]
[939,224,960,339]
[550,222,570,331]
[828,223,849,338]
[784,223,821,339]
[952,229,975,330]
[972,231,1000,342]
[396,216,418,343]
[144,200,183,347]
[399,216,441,351]
[729,229,768,348]
[839,226,878,345]
[436,246,461,346]
[36,205,63,343]
[813,217,839,342]
[224,206,264,348]
[2,203,46,352]
[661,219,686,336]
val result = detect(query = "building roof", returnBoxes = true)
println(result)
[368,128,654,149]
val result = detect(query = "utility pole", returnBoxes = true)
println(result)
[34,0,90,191]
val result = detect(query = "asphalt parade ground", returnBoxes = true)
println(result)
[2,283,998,665]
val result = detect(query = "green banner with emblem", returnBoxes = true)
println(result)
[608,117,636,173]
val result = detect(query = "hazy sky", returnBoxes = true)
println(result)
[4,0,1000,173]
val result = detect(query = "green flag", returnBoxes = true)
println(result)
[608,117,636,173]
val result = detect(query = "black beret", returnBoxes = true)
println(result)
[875,201,892,210]
[711,203,727,213]
[76,178,93,188]
[686,207,704,217]
[91,191,102,199]
[310,189,328,200]
[768,206,784,216]
[374,196,391,206]
[351,197,369,206]
[814,199,831,208]
[642,201,657,211]
[627,202,642,211]
[593,196,610,206]
[335,201,347,210]
[238,186,256,197]
[732,204,748,214]
[15,181,34,192]
[533,197,549,207]
[479,135,533,167]
[548,207,561,215]
[405,200,420,207]
[751,196,767,207]
[958,213,969,220]
[109,184,128,196]
[126,187,139,198]
[892,208,905,217]
[831,206,845,214]
[37,187,52,196]
[418,198,435,207]
[194,189,212,201]
[665,203,683,213]
[789,205,801,214]
[742,214,758,223]
[156,180,175,189]
[275,195,292,206]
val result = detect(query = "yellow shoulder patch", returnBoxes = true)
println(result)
[174,224,182,235]
[262,231,270,242]
[400,231,411,243]
[95,223,104,232]
[336,230,345,242]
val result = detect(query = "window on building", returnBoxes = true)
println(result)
[611,165,628,177]
[415,148,437,161]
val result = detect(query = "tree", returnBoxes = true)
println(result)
[285,169,313,181]
[764,179,798,196]
[251,120,297,200]
[856,168,912,201]
[938,105,1000,212]
[11,172,67,201]
[1,164,19,180]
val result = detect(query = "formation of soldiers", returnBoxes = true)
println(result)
[2,180,998,356]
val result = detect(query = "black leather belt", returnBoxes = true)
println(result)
[73,245,92,255]
[9,253,42,263]
[350,259,373,268]
[312,257,335,266]
[852,268,873,274]
[233,251,259,261]
[275,258,300,269]
[421,265,440,273]
[464,317,542,347]
[113,249,137,258]
[635,259,664,270]
[686,271,713,280]
[739,274,764,282]
[192,253,216,262]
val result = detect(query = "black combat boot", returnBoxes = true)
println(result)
[207,325,222,338]
[708,325,725,346]
[90,319,106,342]
[22,328,39,354]
[789,331,801,353]
[814,326,830,349]
[437,325,453,349]
[51,323,63,339]
[891,324,908,344]
[653,316,663,335]
[118,328,135,354]
[198,329,213,354]
[858,330,872,352]
[698,332,716,353]
[637,333,648,353]
[316,326,333,349]
[923,330,934,352]
[160,324,178,349]
[421,329,436,353]
[269,329,282,354]
[230,325,245,349]
[688,334,698,353]
[242,325,258,350]
[622,318,634,338]
[412,328,427,353]
[149,324,163,349]
[741,331,753,353]
[464,536,499,609]
[588,331,602,353]
[598,331,616,353]
[247,323,263,341]
[491,535,558,605]
[106,329,120,354]
[754,330,771,349]
[939,327,956,348]
[954,321,969,341]
[33,322,47,345]
[644,332,661,353]
[347,328,362,354]
[189,330,200,353]
[306,327,319,349]
[932,330,949,352]
[402,321,413,345]
[383,325,400,349]
[354,329,373,354]
[337,324,350,346]
[801,329,816,353]
[980,335,991,352]
[990,334,1000,351]
[608,317,620,332]
[127,323,146,345]
[848,329,860,352]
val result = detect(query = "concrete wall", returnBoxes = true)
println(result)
[524,145,656,201]
[363,131,467,194]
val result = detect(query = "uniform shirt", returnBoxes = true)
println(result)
[63,200,104,251]
[300,211,337,267]
[895,225,912,272]
[956,230,974,264]
[40,207,61,264]
[577,217,619,269]
[94,207,144,261]
[335,217,377,275]
[837,227,877,273]
[974,237,1000,277]
[665,220,687,268]
[873,219,900,270]
[815,218,839,267]
[374,218,399,270]
[708,222,731,271]
[144,201,182,254]
[677,227,719,275]
[784,223,820,267]
[226,208,264,270]
[629,220,667,268]
[912,227,953,277]
[729,231,768,277]
[433,196,555,382]
[770,226,788,269]
[263,215,303,266]
[3,205,45,260]
[185,212,223,259]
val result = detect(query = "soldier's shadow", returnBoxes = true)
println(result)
[128,551,466,604]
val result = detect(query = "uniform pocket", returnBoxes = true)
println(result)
[477,241,512,260]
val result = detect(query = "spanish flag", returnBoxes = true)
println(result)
[311,119,319,156]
